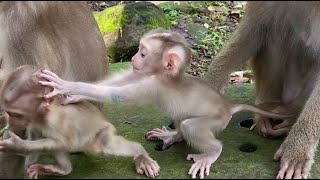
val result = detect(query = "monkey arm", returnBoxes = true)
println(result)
[273,83,320,179]
[0,131,65,154]
[58,77,156,104]
[96,68,142,87]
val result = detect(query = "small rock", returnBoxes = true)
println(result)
[208,6,215,12]
[234,4,243,9]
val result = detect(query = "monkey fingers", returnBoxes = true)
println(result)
[27,164,53,179]
[145,126,173,140]
[274,145,312,179]
[275,160,311,179]
[135,158,160,178]
[187,153,218,179]
[145,126,183,149]
[26,164,40,179]
[38,69,62,84]
[258,118,274,137]
[273,120,292,130]
[253,117,286,138]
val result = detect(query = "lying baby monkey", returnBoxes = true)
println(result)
[37,28,291,179]
[0,65,160,179]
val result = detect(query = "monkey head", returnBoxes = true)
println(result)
[0,65,52,128]
[131,28,191,78]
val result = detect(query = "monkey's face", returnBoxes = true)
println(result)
[131,38,163,76]
[5,111,28,130]
[2,92,41,128]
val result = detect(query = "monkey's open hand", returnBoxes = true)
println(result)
[145,126,184,150]
[38,69,75,100]
[273,133,314,179]
[26,163,58,179]
[134,155,160,178]
[0,131,25,153]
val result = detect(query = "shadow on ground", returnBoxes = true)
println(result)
[33,62,320,179]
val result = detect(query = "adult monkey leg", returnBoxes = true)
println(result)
[204,1,320,178]
[0,1,108,178]
[204,1,285,136]
[203,2,265,94]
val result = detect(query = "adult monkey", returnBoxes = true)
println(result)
[205,1,320,179]
[0,1,108,178]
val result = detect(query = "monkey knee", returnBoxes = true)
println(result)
[63,165,72,175]
[180,119,197,137]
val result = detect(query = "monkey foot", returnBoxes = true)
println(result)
[27,164,50,179]
[134,155,160,178]
[186,153,219,179]
[145,126,183,150]
[273,146,312,179]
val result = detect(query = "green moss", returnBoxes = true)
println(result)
[93,5,124,36]
[146,17,171,29]
[120,2,171,29]
[108,61,131,75]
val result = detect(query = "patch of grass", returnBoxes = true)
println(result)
[108,62,131,75]
[159,3,181,25]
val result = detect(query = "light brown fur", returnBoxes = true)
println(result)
[0,65,159,179]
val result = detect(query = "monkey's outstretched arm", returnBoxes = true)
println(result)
[39,69,156,104]
[96,68,142,87]
[0,131,65,154]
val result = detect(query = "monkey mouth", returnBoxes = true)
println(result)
[133,66,140,71]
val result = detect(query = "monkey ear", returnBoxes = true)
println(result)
[165,46,185,76]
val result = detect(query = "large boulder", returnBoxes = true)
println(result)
[93,2,171,63]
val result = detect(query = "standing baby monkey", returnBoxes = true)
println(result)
[0,65,160,179]
[38,28,291,179]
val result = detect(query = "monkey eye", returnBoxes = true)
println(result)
[141,48,147,58]
[6,111,22,118]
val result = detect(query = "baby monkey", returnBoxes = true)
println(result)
[0,65,159,179]
[38,28,291,179]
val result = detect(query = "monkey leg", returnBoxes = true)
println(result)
[145,126,184,150]
[99,130,160,178]
[26,151,72,179]
[180,117,223,179]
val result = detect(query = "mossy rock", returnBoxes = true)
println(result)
[93,2,171,63]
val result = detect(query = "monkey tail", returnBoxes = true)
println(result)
[230,104,292,119]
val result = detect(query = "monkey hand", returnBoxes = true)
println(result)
[0,131,25,153]
[56,94,85,105]
[134,154,160,178]
[252,116,291,138]
[145,126,183,150]
[26,164,42,179]
[38,69,74,99]
[273,133,315,179]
